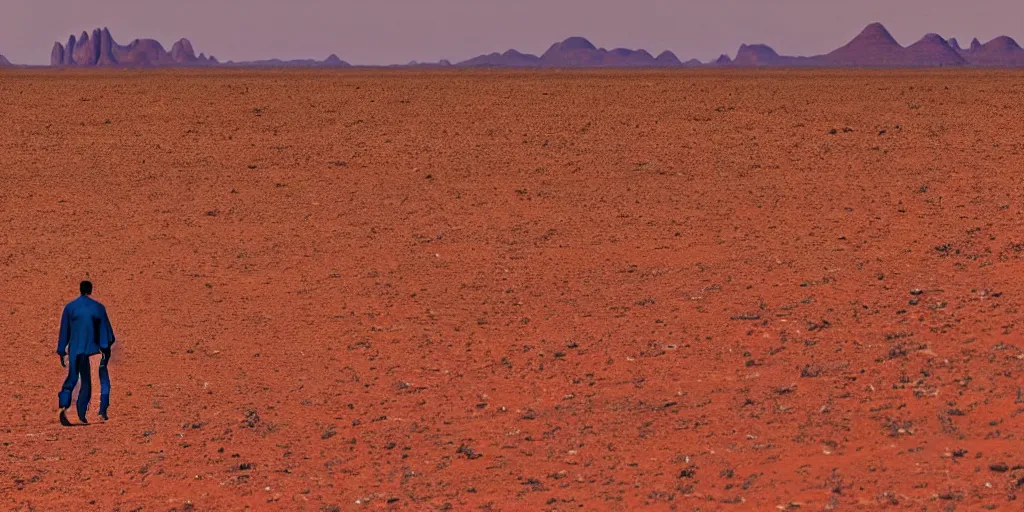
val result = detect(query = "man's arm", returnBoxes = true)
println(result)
[100,307,115,349]
[57,306,70,356]
[99,307,114,366]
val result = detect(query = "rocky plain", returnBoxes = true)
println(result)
[2,68,1024,511]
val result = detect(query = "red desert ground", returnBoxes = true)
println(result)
[4,19,1024,512]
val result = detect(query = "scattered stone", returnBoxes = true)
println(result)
[457,444,482,459]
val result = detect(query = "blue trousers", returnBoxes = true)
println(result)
[58,354,110,419]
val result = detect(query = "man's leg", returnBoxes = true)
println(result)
[75,355,92,423]
[98,358,111,419]
[58,355,80,411]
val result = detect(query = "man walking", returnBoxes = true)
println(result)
[57,280,116,425]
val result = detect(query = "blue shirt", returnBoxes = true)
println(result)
[57,295,115,357]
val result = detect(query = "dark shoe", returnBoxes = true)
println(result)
[58,409,72,427]
[99,412,109,422]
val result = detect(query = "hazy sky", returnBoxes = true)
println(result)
[2,0,1023,65]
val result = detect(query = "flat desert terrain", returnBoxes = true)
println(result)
[3,69,1024,511]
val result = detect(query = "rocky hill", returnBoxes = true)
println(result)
[458,37,688,67]
[961,36,1024,66]
[51,28,215,67]
[51,28,349,68]
[458,23,1024,68]
[0,54,10,66]
[728,23,1019,67]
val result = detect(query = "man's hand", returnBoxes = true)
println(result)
[59,354,66,368]
[100,348,111,367]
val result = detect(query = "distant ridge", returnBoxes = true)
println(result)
[459,22,1024,68]
[967,36,1024,66]
[50,28,348,68]
[33,23,1024,69]
[0,54,10,66]
[456,36,684,67]
[220,55,351,68]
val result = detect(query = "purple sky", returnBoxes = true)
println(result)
[1,0,1022,65]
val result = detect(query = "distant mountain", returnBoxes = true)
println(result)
[730,23,973,67]
[733,44,795,66]
[39,23,1024,69]
[903,33,965,66]
[654,50,681,66]
[0,54,10,66]
[712,54,733,65]
[459,49,541,67]
[539,37,604,66]
[396,59,453,68]
[457,37,691,67]
[962,36,1024,66]
[222,54,351,68]
[51,28,348,68]
[947,38,965,54]
[51,28,217,67]
[819,22,905,66]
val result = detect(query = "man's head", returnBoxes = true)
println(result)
[80,281,93,296]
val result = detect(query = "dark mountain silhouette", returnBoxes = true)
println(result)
[39,23,1024,69]
[51,28,215,67]
[221,55,351,68]
[0,54,10,66]
[733,44,802,66]
[51,28,348,68]
[712,54,733,65]
[397,59,452,68]
[947,38,965,53]
[538,37,607,66]
[654,50,681,66]
[903,33,965,66]
[818,22,907,66]
[962,36,1024,66]
[731,23,972,67]
[458,49,541,67]
[458,37,689,67]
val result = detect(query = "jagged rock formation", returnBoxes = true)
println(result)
[960,36,1024,66]
[902,33,965,66]
[947,38,965,53]
[712,54,733,65]
[51,28,216,67]
[50,28,343,68]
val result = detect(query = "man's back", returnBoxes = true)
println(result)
[58,295,115,357]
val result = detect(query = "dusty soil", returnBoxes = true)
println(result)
[3,69,1024,511]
